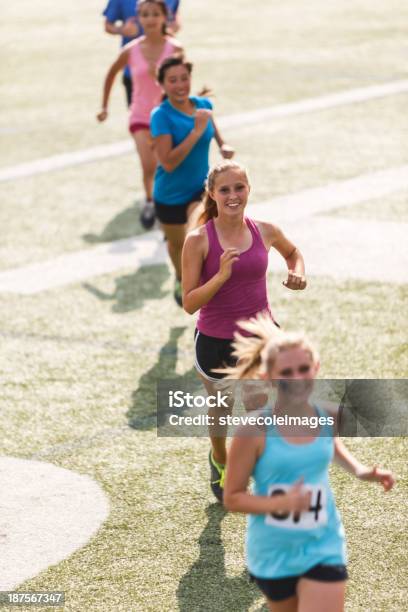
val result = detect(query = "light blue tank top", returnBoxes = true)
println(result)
[246,406,346,578]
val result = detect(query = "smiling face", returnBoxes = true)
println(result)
[210,168,250,216]
[138,1,167,34]
[162,64,191,103]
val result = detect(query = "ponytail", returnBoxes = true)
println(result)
[229,331,267,379]
[196,86,213,98]
[227,314,280,379]
[216,312,319,380]
[197,192,218,225]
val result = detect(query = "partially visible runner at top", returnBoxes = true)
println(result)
[102,0,181,106]
[98,1,183,229]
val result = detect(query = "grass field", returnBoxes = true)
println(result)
[1,0,407,610]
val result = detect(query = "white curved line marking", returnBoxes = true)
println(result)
[0,457,110,590]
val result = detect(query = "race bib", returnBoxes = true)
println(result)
[265,483,328,530]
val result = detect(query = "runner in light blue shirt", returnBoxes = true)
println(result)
[224,314,395,610]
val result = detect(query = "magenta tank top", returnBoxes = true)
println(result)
[197,217,273,339]
[128,39,175,125]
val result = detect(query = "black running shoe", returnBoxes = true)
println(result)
[139,199,156,230]
[209,451,225,502]
[174,278,183,307]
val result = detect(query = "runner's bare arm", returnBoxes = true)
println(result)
[224,429,311,514]
[182,231,238,314]
[211,118,235,159]
[334,439,395,490]
[121,17,140,38]
[154,109,211,172]
[97,49,130,121]
[104,19,128,35]
[258,222,306,290]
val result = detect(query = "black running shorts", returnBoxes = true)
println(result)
[250,564,348,602]
[154,189,204,225]
[194,329,237,382]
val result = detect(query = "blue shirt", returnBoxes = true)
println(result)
[103,0,180,77]
[151,97,214,205]
[103,0,137,46]
[247,406,346,578]
[103,0,137,77]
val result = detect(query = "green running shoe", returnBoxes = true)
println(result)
[174,278,183,307]
[209,451,225,502]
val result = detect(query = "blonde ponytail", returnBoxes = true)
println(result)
[217,312,319,379]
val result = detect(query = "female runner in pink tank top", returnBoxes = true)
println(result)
[97,0,183,228]
[182,160,307,502]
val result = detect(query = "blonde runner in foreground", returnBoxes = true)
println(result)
[223,314,395,612]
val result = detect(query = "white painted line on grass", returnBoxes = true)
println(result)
[0,457,109,590]
[268,216,408,284]
[218,79,408,129]
[249,164,408,223]
[1,80,407,182]
[0,231,166,294]
[0,141,134,183]
[0,164,407,293]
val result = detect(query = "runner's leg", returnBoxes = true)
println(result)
[297,579,345,612]
[160,222,186,280]
[132,130,156,201]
